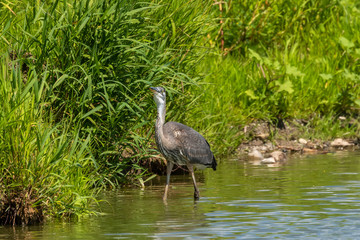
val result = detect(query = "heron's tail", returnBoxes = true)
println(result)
[211,155,217,171]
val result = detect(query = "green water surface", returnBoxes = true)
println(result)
[1,151,360,239]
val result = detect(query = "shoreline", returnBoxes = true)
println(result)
[236,119,359,164]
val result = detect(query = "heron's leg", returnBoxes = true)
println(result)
[163,161,174,201]
[187,163,200,200]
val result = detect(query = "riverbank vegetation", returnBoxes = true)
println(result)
[188,0,360,153]
[0,59,97,225]
[0,0,359,224]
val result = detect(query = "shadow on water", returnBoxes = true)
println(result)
[1,151,360,239]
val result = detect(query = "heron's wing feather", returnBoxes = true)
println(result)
[163,122,215,167]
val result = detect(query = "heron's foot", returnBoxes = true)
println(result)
[194,191,200,200]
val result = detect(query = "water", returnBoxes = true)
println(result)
[1,151,360,239]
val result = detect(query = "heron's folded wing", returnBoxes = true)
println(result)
[164,122,214,167]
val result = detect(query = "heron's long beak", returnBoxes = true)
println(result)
[150,87,157,94]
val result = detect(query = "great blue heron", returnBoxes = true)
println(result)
[150,87,217,200]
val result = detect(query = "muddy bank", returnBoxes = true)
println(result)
[236,119,360,163]
[0,187,43,226]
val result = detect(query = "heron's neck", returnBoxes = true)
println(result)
[155,102,166,129]
[155,100,175,152]
[155,101,167,150]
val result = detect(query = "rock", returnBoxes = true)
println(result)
[255,133,270,140]
[298,138,308,144]
[303,148,329,154]
[270,151,287,162]
[276,139,302,152]
[264,142,275,151]
[330,138,353,147]
[261,157,276,164]
[248,149,264,160]
[244,122,270,140]
[257,145,270,152]
[251,139,264,146]
[305,140,329,150]
[303,148,318,153]
[261,151,286,164]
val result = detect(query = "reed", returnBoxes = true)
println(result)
[0,58,98,225]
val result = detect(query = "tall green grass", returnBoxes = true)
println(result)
[0,58,97,225]
[1,0,213,181]
[188,0,360,154]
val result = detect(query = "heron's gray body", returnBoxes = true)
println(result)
[150,86,217,200]
[155,121,217,170]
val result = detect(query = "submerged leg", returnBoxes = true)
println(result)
[187,163,200,200]
[163,161,174,201]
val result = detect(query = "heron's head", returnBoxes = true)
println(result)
[150,87,166,107]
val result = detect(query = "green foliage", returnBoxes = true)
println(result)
[211,0,345,53]
[1,0,212,184]
[0,58,97,224]
[189,0,360,154]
